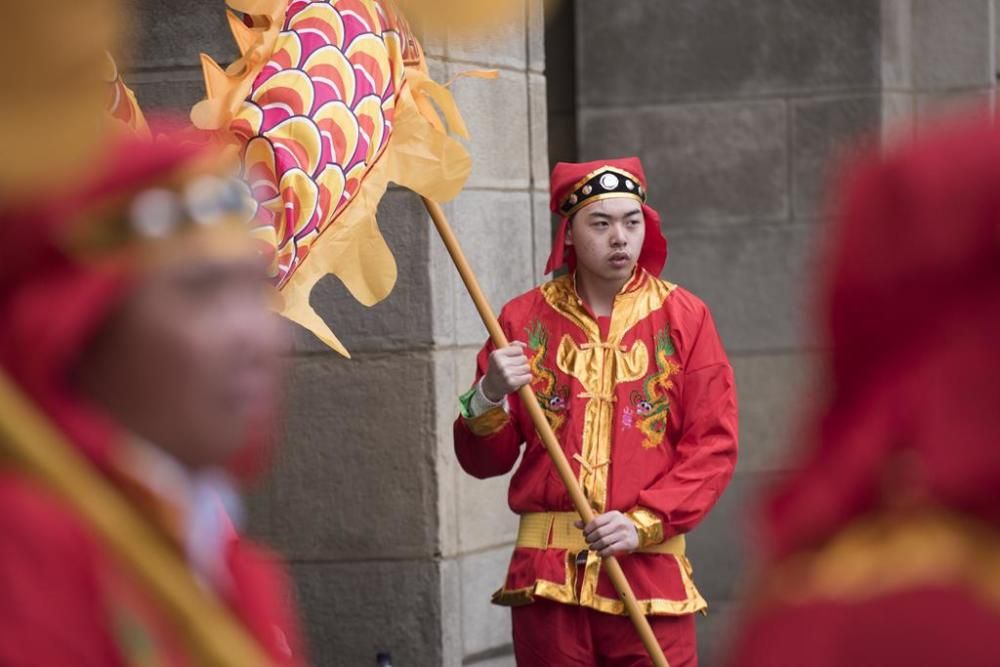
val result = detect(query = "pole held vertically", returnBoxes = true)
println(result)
[422,196,670,667]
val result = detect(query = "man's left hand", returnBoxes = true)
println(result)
[574,511,639,558]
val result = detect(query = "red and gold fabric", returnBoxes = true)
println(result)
[454,267,738,616]
[0,135,304,666]
[724,112,1000,665]
[512,598,697,666]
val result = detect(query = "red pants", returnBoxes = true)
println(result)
[512,599,697,666]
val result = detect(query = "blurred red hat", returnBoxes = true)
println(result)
[765,112,1000,557]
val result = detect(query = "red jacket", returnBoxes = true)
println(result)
[454,269,738,615]
[0,467,305,666]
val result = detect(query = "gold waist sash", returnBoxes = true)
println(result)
[516,512,685,556]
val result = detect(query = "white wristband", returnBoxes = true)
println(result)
[468,377,509,417]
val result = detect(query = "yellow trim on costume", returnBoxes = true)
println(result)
[539,271,679,613]
[516,512,684,555]
[760,509,1000,611]
[627,507,666,549]
[463,406,511,437]
[563,192,644,218]
[559,166,646,216]
[0,370,273,667]
[491,548,707,617]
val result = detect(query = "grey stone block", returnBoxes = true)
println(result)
[259,353,438,561]
[915,89,995,128]
[446,4,527,70]
[467,654,516,667]
[576,0,880,107]
[435,345,517,559]
[663,223,819,354]
[547,110,578,166]
[440,557,464,667]
[292,559,444,667]
[429,227,459,348]
[543,0,577,117]
[531,190,554,285]
[881,0,913,90]
[696,601,741,667]
[912,0,994,89]
[580,100,788,225]
[458,547,516,656]
[434,348,465,560]
[133,0,238,70]
[432,190,535,346]
[457,465,519,553]
[292,189,434,354]
[686,471,783,603]
[128,69,206,112]
[435,349,520,556]
[436,346,520,555]
[449,68,532,190]
[881,92,917,144]
[792,96,882,221]
[527,0,546,74]
[529,73,551,190]
[730,352,818,474]
[996,0,1000,77]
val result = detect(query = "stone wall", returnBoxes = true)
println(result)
[129,1,546,665]
[562,1,997,665]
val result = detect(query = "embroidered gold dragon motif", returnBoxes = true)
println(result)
[526,320,569,433]
[630,329,681,449]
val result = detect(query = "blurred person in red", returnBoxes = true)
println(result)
[454,157,738,665]
[724,112,1000,667]
[0,132,306,666]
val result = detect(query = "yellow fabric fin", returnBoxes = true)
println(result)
[227,11,259,56]
[326,215,398,307]
[279,300,351,357]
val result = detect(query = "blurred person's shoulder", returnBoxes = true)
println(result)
[0,469,100,557]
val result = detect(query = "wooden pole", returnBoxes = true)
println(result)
[422,197,670,667]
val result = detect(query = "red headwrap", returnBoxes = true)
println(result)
[0,134,220,469]
[764,112,1000,558]
[545,157,668,275]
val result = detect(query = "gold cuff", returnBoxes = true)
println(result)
[463,406,510,437]
[627,507,665,549]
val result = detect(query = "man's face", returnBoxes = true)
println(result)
[567,197,646,283]
[76,252,287,469]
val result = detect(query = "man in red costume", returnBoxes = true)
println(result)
[0,134,305,666]
[454,157,739,665]
[724,113,1000,666]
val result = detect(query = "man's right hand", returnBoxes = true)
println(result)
[481,342,532,402]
